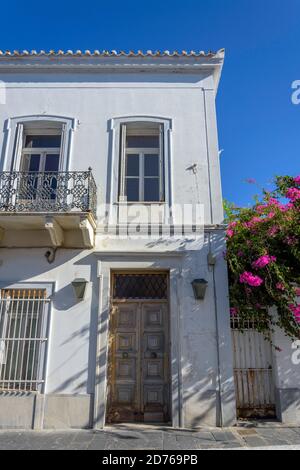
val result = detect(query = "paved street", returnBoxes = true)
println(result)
[0,424,300,450]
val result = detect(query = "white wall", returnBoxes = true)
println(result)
[0,66,235,428]
[0,70,224,225]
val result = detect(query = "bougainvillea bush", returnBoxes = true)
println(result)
[225,175,300,339]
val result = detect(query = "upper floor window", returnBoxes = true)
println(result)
[119,122,164,203]
[19,127,63,201]
[21,129,62,174]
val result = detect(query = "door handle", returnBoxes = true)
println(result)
[150,352,157,359]
[122,352,129,359]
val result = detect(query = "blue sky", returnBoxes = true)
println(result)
[1,0,299,206]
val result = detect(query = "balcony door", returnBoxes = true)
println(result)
[20,134,61,204]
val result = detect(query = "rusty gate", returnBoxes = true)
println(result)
[231,316,276,418]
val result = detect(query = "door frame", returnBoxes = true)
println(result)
[93,253,185,429]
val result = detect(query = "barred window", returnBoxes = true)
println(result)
[0,289,50,392]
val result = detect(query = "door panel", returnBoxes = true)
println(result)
[142,303,168,422]
[108,303,140,423]
[107,301,170,423]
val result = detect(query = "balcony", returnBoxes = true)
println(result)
[0,170,97,248]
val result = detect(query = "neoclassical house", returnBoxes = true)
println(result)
[0,50,298,429]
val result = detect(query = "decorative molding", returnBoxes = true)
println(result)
[2,115,77,173]
[93,251,185,258]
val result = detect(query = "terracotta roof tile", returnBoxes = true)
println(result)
[0,49,224,58]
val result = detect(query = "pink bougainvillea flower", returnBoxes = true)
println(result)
[230,308,238,317]
[295,287,300,297]
[226,229,234,238]
[268,197,280,205]
[268,226,279,237]
[276,282,285,291]
[280,202,294,212]
[243,217,265,229]
[284,236,297,246]
[286,187,300,202]
[252,255,277,270]
[240,271,264,287]
[294,176,300,185]
[289,304,300,324]
[256,204,268,213]
[228,221,238,229]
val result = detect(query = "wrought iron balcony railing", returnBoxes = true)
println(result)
[0,169,97,218]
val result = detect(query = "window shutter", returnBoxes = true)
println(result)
[13,123,24,171]
[59,123,67,171]
[159,123,164,202]
[119,124,127,201]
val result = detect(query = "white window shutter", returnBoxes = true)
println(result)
[119,124,127,201]
[13,123,24,171]
[159,123,164,201]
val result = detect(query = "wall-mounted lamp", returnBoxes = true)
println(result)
[191,279,208,300]
[72,278,88,301]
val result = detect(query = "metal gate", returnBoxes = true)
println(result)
[231,316,276,418]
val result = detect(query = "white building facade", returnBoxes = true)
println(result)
[0,50,298,430]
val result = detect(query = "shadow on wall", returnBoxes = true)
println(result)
[0,229,240,428]
[45,230,231,428]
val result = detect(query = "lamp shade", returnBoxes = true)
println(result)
[191,279,208,300]
[72,278,88,300]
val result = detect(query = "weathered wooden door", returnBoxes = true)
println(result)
[106,273,170,424]
[231,317,276,418]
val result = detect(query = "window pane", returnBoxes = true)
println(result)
[25,135,61,148]
[144,178,160,201]
[28,155,41,172]
[144,154,159,177]
[44,154,60,172]
[126,135,159,149]
[125,178,139,201]
[126,154,139,177]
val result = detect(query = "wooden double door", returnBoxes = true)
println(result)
[107,300,170,423]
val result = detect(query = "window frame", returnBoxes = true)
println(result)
[108,116,172,214]
[21,130,62,173]
[119,122,165,203]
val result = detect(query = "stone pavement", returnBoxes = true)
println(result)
[0,423,300,450]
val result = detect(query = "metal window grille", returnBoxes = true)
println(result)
[112,273,168,300]
[0,289,50,392]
